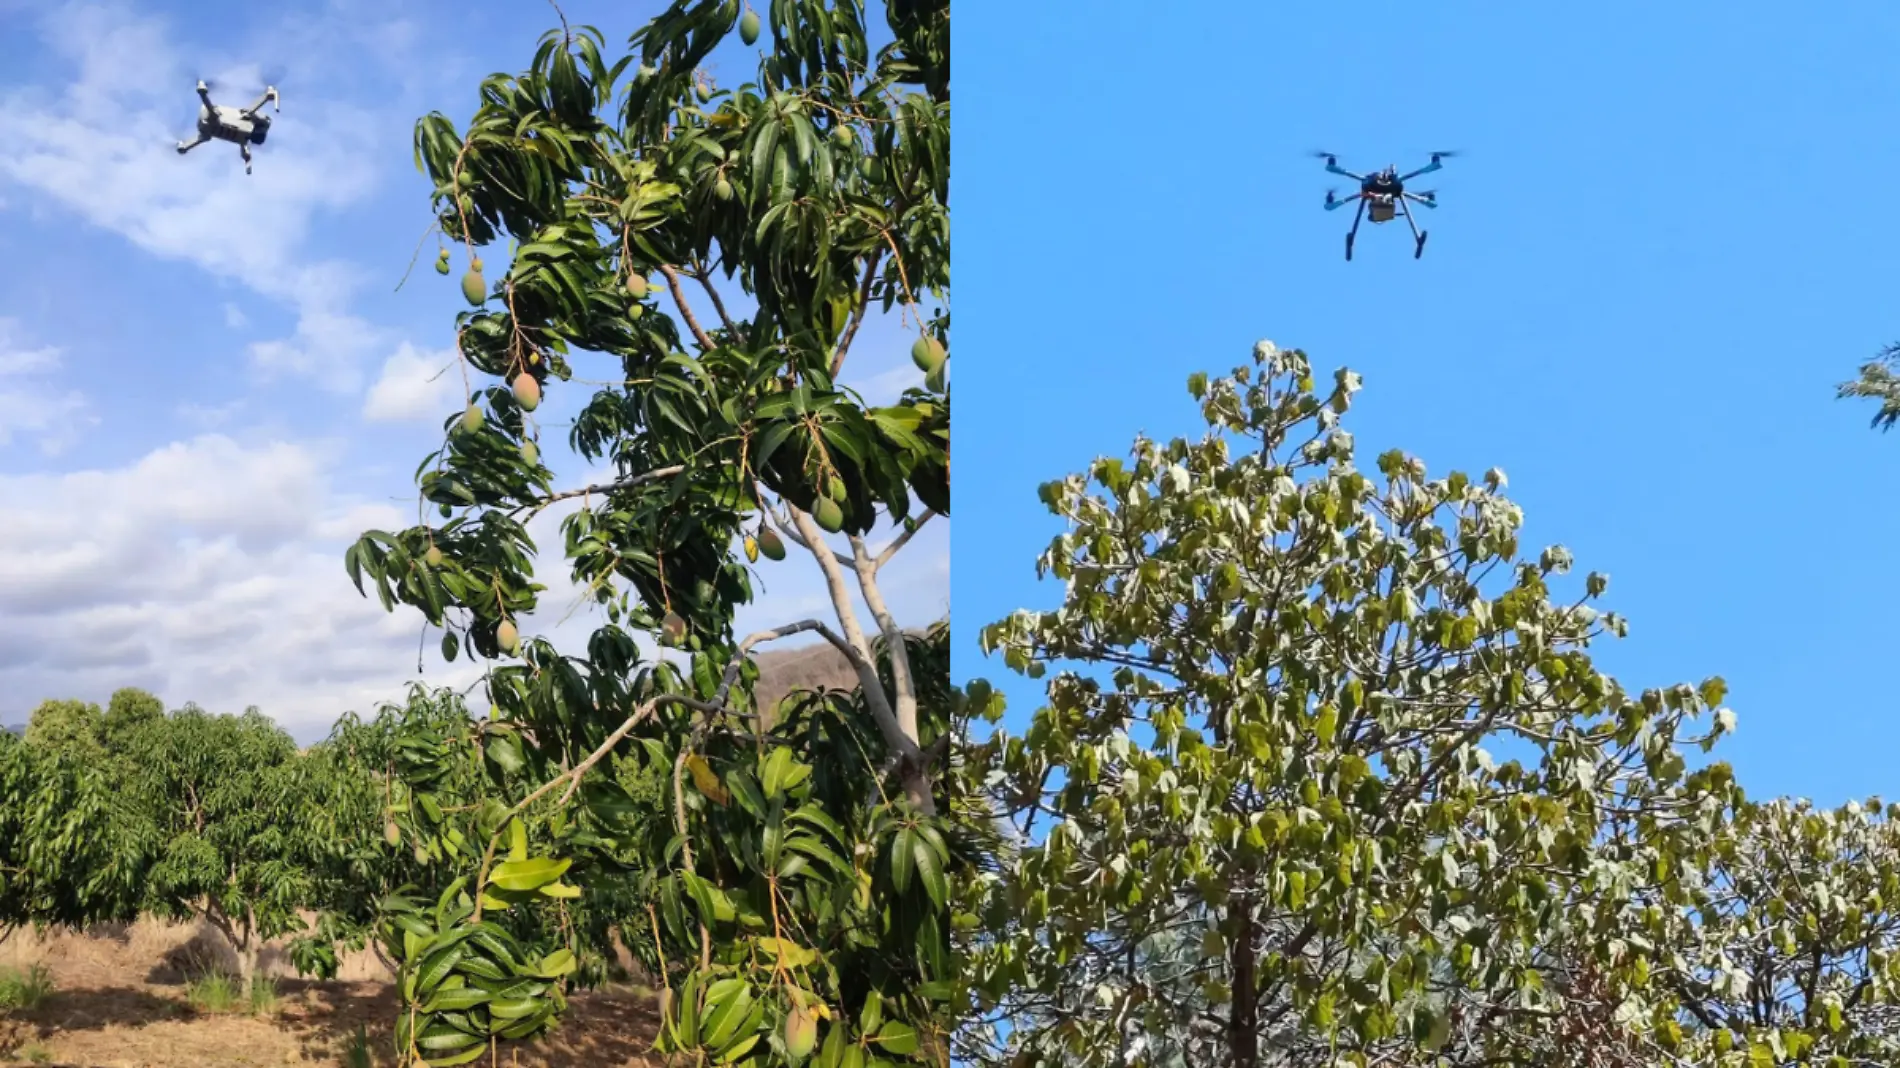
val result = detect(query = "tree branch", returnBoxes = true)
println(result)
[496,693,726,819]
[510,465,686,520]
[713,619,878,709]
[786,506,929,814]
[830,247,884,377]
[688,254,740,338]
[875,510,935,571]
[658,263,718,351]
[849,533,920,749]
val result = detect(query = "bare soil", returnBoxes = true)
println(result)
[0,918,664,1067]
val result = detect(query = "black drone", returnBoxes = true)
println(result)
[1314,151,1456,261]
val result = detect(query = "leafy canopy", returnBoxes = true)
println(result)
[963,342,1744,1068]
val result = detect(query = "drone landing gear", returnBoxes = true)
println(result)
[1344,196,1366,262]
[1398,197,1428,260]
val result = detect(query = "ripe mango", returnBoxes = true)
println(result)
[511,372,541,411]
[757,526,786,561]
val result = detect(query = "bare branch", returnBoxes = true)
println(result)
[688,253,740,338]
[787,506,924,780]
[830,247,884,377]
[510,465,686,520]
[849,533,920,751]
[672,743,711,969]
[658,263,718,351]
[714,619,877,709]
[875,510,935,571]
[502,692,724,817]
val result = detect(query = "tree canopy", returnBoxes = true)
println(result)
[956,341,1900,1068]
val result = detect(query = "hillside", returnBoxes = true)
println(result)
[750,638,861,712]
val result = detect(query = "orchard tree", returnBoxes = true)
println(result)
[0,729,147,939]
[124,706,316,987]
[1650,796,1900,1066]
[342,0,954,1063]
[962,342,1744,1068]
[22,697,104,757]
[102,686,166,749]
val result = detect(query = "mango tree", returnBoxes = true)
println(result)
[961,342,1744,1067]
[0,728,148,941]
[123,706,317,988]
[343,0,955,1063]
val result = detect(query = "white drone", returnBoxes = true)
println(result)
[175,79,279,175]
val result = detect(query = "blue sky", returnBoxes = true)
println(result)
[953,0,1900,806]
[0,0,945,740]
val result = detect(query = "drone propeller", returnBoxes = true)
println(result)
[1308,149,1340,162]
[1427,150,1463,160]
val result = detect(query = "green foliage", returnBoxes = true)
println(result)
[1652,796,1900,1065]
[0,728,146,933]
[23,698,104,757]
[1839,341,1900,431]
[102,687,165,749]
[185,971,242,1014]
[962,341,1746,1067]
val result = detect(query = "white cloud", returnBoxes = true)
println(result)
[0,431,948,738]
[0,317,94,456]
[857,363,925,406]
[223,302,248,328]
[176,398,246,429]
[363,342,462,423]
[0,434,417,733]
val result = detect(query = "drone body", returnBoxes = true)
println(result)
[176,80,279,175]
[1315,152,1455,260]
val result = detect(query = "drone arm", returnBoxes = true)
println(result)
[241,88,279,117]
[1402,192,1437,209]
[1324,192,1363,212]
[1324,161,1366,181]
[1398,157,1445,182]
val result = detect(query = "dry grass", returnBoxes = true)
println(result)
[0,916,666,1066]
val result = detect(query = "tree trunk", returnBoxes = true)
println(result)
[1227,891,1259,1068]
[234,906,258,990]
